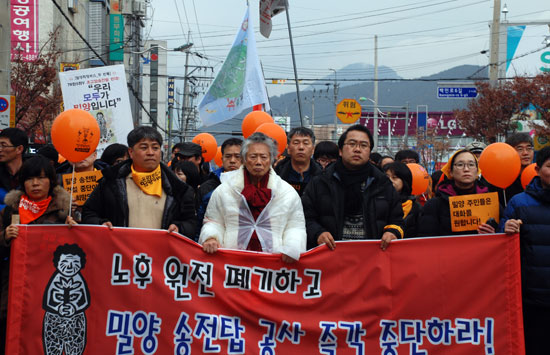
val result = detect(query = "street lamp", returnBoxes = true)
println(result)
[130,43,193,54]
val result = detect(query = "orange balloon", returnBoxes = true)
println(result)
[242,111,274,138]
[521,163,537,189]
[479,142,521,189]
[407,163,430,195]
[214,146,223,167]
[58,154,66,164]
[51,109,100,163]
[192,133,217,162]
[255,123,287,156]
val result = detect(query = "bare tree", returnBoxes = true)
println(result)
[11,26,63,142]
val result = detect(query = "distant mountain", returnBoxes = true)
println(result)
[309,62,402,90]
[419,64,488,80]
[197,64,488,142]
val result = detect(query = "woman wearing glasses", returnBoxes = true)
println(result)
[418,149,500,237]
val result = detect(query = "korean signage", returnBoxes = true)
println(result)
[437,87,478,99]
[59,64,133,156]
[168,77,175,107]
[62,170,103,206]
[60,62,80,72]
[336,98,361,124]
[10,0,39,62]
[109,14,124,61]
[0,95,16,129]
[449,192,500,232]
[7,226,524,353]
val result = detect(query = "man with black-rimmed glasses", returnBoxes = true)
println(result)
[301,124,403,251]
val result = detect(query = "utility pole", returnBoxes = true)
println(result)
[373,35,379,151]
[489,0,501,86]
[404,101,410,147]
[329,69,338,141]
[181,31,192,141]
[0,0,10,94]
[130,13,143,126]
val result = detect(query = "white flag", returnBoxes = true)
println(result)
[198,7,270,127]
[260,0,287,38]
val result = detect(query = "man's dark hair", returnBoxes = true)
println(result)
[505,133,533,148]
[395,149,420,163]
[20,156,57,195]
[127,126,162,148]
[0,128,28,153]
[370,152,382,165]
[383,161,413,196]
[288,127,315,144]
[337,124,374,150]
[100,143,129,166]
[53,244,87,269]
[221,138,243,155]
[172,142,186,153]
[536,146,550,168]
[313,141,339,160]
[37,144,59,165]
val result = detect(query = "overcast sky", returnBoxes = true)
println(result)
[145,0,550,97]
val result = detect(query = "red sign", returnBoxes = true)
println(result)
[360,112,465,137]
[7,226,524,354]
[10,0,39,62]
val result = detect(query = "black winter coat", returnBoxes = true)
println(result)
[499,176,550,308]
[301,162,403,250]
[274,157,322,196]
[81,161,197,238]
[402,197,422,238]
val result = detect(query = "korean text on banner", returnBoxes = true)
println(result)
[6,226,524,354]
[10,0,39,62]
[449,192,500,232]
[59,65,133,156]
[198,7,270,127]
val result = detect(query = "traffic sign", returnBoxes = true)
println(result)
[437,87,478,98]
[336,98,361,124]
[0,96,15,129]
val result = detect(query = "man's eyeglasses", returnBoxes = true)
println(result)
[0,144,16,150]
[343,141,370,150]
[515,146,534,153]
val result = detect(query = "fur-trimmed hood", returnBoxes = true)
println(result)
[4,185,71,215]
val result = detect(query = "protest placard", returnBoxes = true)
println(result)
[59,64,133,156]
[449,192,500,232]
[61,170,103,206]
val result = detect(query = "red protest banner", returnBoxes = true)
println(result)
[6,226,524,354]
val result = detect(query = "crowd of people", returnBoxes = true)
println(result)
[0,124,547,353]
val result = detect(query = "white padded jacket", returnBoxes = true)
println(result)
[199,167,307,260]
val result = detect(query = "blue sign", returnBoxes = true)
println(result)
[0,98,8,112]
[437,87,478,98]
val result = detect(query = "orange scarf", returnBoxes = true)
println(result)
[402,199,413,219]
[19,195,52,224]
[131,164,162,197]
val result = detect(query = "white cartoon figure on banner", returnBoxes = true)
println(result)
[42,244,90,355]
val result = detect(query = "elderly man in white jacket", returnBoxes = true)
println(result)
[199,132,306,263]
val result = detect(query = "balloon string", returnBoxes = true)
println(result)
[69,163,75,218]
[503,189,507,208]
